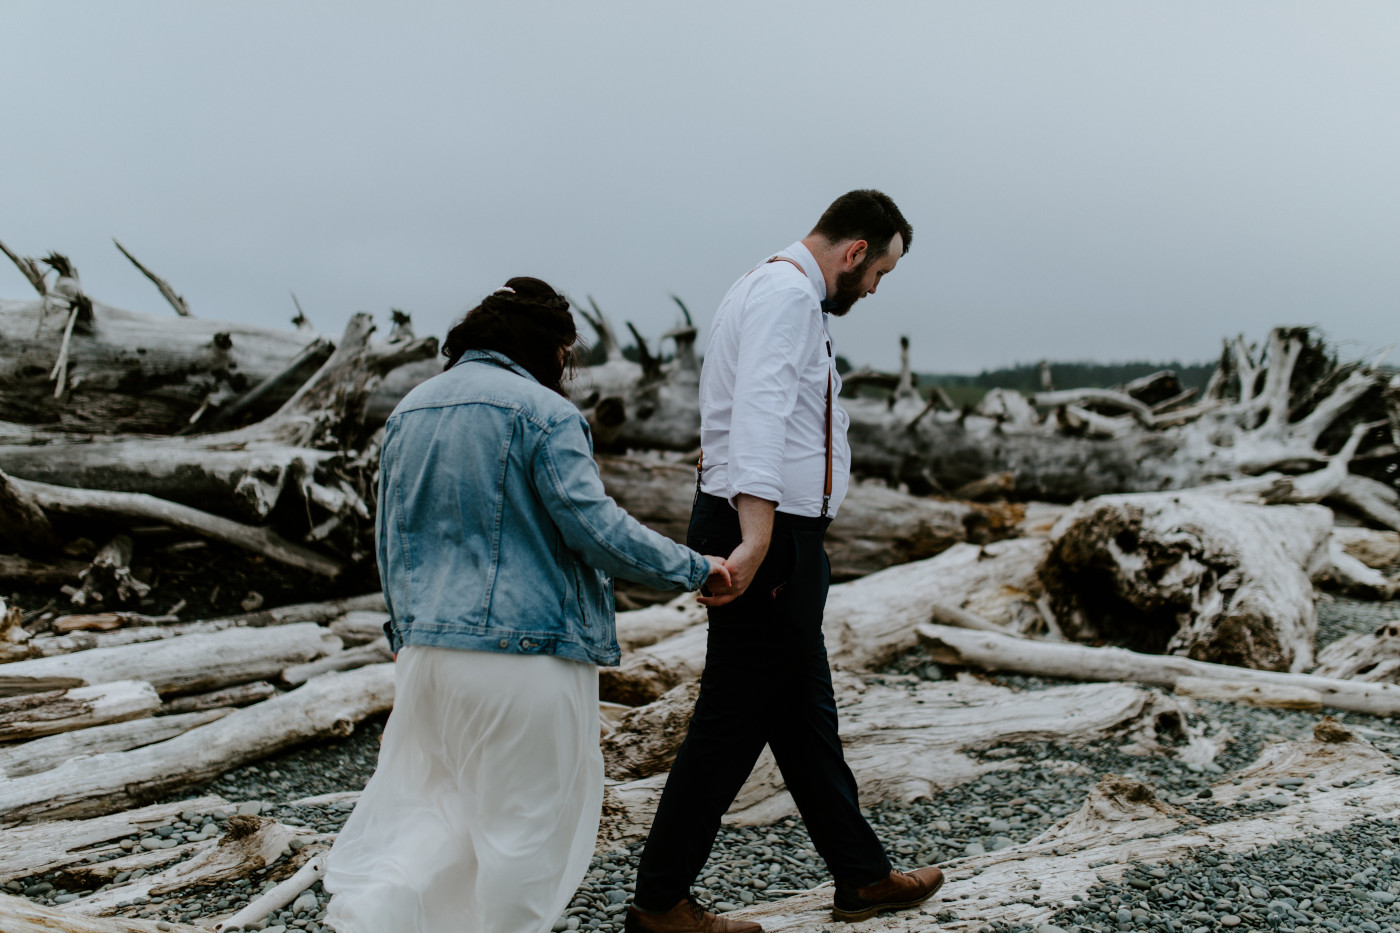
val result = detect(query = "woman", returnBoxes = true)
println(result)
[324,278,728,933]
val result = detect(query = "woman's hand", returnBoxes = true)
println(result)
[699,556,732,599]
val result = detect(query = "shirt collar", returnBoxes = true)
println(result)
[777,241,827,302]
[450,349,542,385]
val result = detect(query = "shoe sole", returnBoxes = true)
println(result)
[830,875,945,923]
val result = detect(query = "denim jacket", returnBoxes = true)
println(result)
[377,349,708,666]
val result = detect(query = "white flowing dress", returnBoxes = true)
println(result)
[324,645,603,933]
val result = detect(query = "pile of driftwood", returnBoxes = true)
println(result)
[2,241,1400,930]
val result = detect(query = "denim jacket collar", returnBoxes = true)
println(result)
[450,349,541,386]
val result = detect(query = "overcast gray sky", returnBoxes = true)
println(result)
[3,2,1397,372]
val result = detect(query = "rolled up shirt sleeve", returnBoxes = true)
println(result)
[726,284,821,505]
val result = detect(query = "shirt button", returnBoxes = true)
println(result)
[498,638,508,648]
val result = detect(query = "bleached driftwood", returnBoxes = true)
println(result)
[7,476,344,577]
[1040,493,1332,671]
[0,664,393,822]
[598,453,1021,582]
[71,534,149,608]
[1170,675,1324,710]
[0,680,160,741]
[0,796,231,880]
[281,638,392,686]
[0,624,339,698]
[731,718,1399,932]
[62,815,297,916]
[0,709,227,778]
[615,593,705,652]
[0,893,205,933]
[329,609,391,647]
[0,293,323,433]
[601,539,1047,705]
[162,682,279,714]
[14,593,385,661]
[916,622,1400,717]
[1311,621,1400,683]
[214,853,326,933]
[599,679,1188,845]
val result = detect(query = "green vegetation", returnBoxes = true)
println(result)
[918,360,1216,406]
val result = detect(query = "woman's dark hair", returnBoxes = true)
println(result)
[441,277,579,395]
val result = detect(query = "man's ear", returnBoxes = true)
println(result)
[843,239,868,269]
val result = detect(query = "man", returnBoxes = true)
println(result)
[626,191,942,933]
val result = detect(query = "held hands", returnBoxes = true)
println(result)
[697,538,766,608]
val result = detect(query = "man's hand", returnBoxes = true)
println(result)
[697,494,775,608]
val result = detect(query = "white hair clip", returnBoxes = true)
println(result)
[494,286,516,295]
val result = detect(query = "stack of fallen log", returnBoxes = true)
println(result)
[0,500,1396,928]
[3,242,1400,930]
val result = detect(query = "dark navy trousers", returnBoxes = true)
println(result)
[632,493,891,910]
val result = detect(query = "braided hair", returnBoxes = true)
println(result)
[441,277,579,395]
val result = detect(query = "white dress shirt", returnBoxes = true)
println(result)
[698,241,852,519]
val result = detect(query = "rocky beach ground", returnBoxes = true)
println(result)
[7,595,1400,933]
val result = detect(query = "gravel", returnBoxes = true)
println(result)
[12,596,1400,932]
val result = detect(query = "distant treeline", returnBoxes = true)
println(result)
[921,360,1217,393]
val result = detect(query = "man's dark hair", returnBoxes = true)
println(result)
[810,189,912,258]
[441,276,581,395]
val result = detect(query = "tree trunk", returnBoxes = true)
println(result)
[0,624,340,698]
[0,664,393,823]
[0,796,231,880]
[0,297,319,434]
[0,680,160,741]
[0,709,228,778]
[915,622,1400,716]
[1039,494,1333,672]
[61,815,298,917]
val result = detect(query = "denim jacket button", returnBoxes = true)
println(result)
[498,638,508,648]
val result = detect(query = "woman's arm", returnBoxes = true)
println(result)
[531,412,713,592]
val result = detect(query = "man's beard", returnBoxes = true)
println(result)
[827,257,875,317]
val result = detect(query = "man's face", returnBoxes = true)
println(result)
[827,233,903,317]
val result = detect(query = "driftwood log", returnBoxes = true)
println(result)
[598,454,1021,581]
[0,680,160,741]
[601,538,1047,705]
[916,622,1400,717]
[0,709,228,778]
[730,719,1397,932]
[0,664,394,823]
[1039,493,1334,671]
[0,796,232,880]
[599,678,1191,844]
[0,624,339,698]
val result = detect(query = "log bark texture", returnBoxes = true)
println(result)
[916,622,1400,717]
[0,680,160,741]
[0,709,227,778]
[0,624,339,698]
[1040,493,1333,671]
[0,664,393,823]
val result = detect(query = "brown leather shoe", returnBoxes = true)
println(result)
[624,896,763,933]
[831,866,945,922]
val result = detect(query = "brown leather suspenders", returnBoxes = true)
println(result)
[695,256,835,519]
